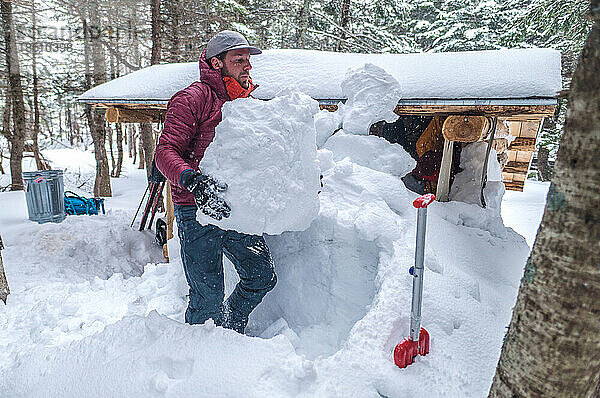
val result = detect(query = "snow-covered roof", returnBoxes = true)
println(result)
[78,48,562,104]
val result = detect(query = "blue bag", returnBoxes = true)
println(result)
[64,191,105,216]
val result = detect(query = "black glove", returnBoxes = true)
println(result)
[180,170,231,220]
[149,160,166,184]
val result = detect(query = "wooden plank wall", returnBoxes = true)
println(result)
[501,120,541,191]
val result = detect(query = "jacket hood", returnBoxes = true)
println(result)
[199,49,228,101]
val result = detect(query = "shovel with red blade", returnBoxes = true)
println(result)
[394,193,435,368]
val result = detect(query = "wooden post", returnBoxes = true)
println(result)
[480,117,498,207]
[163,182,175,262]
[436,140,454,202]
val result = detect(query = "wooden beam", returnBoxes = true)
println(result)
[509,137,536,152]
[508,150,533,163]
[104,107,161,123]
[504,161,530,174]
[89,102,555,119]
[519,121,541,138]
[503,171,527,182]
[320,104,338,112]
[436,139,454,202]
[95,102,167,110]
[394,104,556,118]
[504,181,525,192]
[442,115,488,142]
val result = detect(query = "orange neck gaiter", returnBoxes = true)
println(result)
[223,76,254,100]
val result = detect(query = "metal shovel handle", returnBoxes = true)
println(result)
[409,194,435,341]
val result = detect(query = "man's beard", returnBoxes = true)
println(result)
[222,65,249,89]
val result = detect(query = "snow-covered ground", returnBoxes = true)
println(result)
[0,63,551,397]
[502,181,550,247]
[0,142,549,397]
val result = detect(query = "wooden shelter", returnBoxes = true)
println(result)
[79,48,561,195]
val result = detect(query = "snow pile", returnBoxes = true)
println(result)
[450,142,504,212]
[2,312,312,397]
[314,109,342,148]
[324,132,415,177]
[339,63,402,135]
[314,63,404,148]
[5,208,160,280]
[251,151,530,395]
[197,90,321,235]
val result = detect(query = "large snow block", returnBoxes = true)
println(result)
[197,90,321,235]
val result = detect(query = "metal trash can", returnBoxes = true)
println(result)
[22,170,66,224]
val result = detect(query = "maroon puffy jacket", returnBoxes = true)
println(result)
[155,51,229,205]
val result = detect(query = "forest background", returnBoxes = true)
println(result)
[0,0,593,194]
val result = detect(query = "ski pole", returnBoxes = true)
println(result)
[131,184,150,228]
[394,193,435,368]
[147,181,165,230]
[139,182,159,231]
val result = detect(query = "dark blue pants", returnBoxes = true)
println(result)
[174,205,277,333]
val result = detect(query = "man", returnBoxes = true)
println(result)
[155,31,277,334]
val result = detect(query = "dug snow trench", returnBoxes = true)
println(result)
[0,64,531,397]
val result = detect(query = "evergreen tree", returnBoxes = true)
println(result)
[425,0,504,52]
[502,0,592,180]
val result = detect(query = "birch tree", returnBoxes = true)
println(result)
[489,2,600,395]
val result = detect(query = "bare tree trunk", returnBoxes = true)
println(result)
[130,1,141,67]
[114,122,123,177]
[66,106,73,145]
[108,123,115,174]
[86,0,112,197]
[132,127,137,163]
[139,122,154,177]
[164,0,181,62]
[58,107,63,138]
[536,146,552,181]
[296,0,312,48]
[489,7,600,397]
[1,0,27,191]
[151,0,161,65]
[0,145,4,174]
[2,87,11,175]
[128,126,134,159]
[336,0,350,52]
[31,0,47,171]
[107,8,116,177]
[137,135,144,169]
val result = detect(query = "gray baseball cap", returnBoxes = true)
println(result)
[205,30,262,60]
